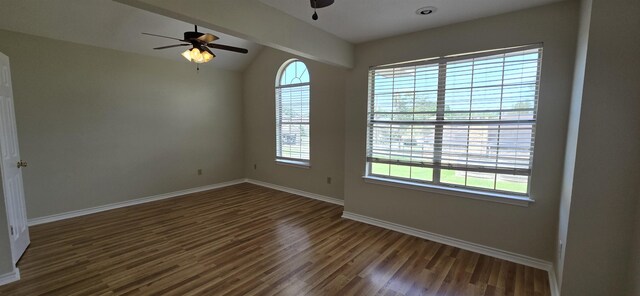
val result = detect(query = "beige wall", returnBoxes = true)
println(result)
[0,29,245,219]
[343,1,579,261]
[556,0,592,286]
[243,47,346,199]
[559,0,640,294]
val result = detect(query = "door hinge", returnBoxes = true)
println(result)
[10,225,14,236]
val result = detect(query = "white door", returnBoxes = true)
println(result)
[0,52,29,264]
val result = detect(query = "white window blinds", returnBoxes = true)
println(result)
[276,60,310,163]
[366,45,542,195]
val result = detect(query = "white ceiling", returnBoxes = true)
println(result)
[0,0,262,71]
[259,0,566,43]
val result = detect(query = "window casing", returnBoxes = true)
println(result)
[366,45,542,197]
[276,59,310,166]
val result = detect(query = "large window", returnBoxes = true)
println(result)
[276,59,310,165]
[366,45,542,197]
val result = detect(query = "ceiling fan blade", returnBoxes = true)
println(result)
[142,32,185,41]
[153,44,191,50]
[207,43,249,54]
[197,33,219,43]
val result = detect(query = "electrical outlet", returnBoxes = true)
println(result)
[327,177,332,184]
[197,169,202,175]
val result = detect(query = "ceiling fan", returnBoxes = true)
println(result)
[310,0,334,20]
[142,25,249,64]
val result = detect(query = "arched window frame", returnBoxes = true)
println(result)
[275,59,311,167]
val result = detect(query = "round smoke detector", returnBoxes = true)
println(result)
[416,6,437,15]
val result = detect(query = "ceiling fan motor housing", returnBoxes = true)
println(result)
[184,31,204,41]
[310,0,334,9]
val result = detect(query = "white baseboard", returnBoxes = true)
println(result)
[0,268,19,286]
[28,179,246,226]
[342,211,555,277]
[548,266,560,296]
[245,179,344,206]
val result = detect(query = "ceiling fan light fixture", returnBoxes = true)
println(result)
[190,48,203,62]
[181,49,193,62]
[181,48,214,64]
[201,51,214,63]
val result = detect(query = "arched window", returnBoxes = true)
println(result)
[275,59,310,165]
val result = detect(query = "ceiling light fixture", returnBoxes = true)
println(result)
[416,6,437,15]
[181,47,214,64]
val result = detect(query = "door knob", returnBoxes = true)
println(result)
[16,160,27,168]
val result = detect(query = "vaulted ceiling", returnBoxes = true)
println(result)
[0,0,263,71]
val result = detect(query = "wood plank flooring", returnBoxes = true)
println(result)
[0,183,550,295]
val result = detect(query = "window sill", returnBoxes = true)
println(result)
[362,176,533,207]
[276,159,311,169]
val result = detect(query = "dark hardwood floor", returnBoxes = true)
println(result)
[0,183,550,295]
